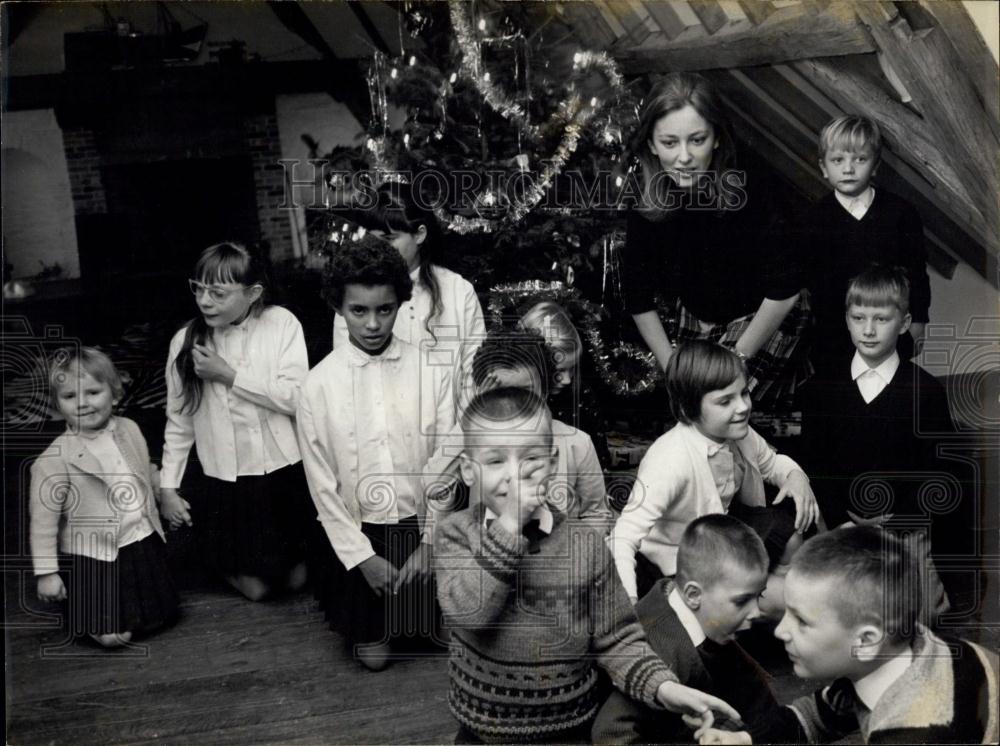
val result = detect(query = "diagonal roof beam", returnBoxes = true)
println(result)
[617,2,874,73]
[265,2,372,130]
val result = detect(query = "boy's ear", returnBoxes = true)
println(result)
[680,580,704,610]
[900,312,912,336]
[853,624,886,662]
[246,284,264,304]
[458,452,477,487]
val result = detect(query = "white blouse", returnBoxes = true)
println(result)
[161,305,308,488]
[296,336,455,571]
[333,264,485,385]
[79,422,155,548]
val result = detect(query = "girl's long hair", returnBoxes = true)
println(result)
[349,180,443,340]
[625,72,737,218]
[175,242,267,414]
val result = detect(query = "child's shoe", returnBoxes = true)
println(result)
[356,641,392,671]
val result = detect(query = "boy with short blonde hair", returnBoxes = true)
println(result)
[800,265,967,611]
[593,515,788,744]
[780,527,996,743]
[801,115,930,371]
[700,526,998,744]
[434,387,740,743]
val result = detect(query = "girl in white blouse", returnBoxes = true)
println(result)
[160,243,314,602]
[333,181,485,391]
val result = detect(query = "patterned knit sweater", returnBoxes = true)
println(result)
[434,507,678,743]
[788,626,998,744]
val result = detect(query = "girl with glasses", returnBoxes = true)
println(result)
[160,242,315,601]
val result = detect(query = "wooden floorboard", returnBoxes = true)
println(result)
[7,562,997,745]
[5,574,455,746]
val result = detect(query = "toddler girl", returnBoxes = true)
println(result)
[31,347,178,646]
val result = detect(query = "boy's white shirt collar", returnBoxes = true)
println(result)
[667,586,707,647]
[852,646,914,710]
[835,186,875,220]
[483,505,554,533]
[851,350,900,384]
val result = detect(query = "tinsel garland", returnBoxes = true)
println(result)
[488,281,661,396]
[449,2,538,139]
[364,2,632,233]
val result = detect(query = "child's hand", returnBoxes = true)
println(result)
[160,488,193,529]
[359,555,400,597]
[192,344,236,386]
[395,543,432,592]
[656,681,741,739]
[37,573,67,602]
[692,727,752,745]
[498,477,548,535]
[845,511,892,529]
[774,470,819,533]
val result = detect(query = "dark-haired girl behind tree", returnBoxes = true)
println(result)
[333,180,485,389]
[160,242,315,601]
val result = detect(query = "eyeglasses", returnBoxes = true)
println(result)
[188,279,248,303]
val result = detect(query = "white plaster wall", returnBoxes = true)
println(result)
[1,109,81,279]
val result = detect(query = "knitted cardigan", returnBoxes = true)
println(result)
[788,626,998,744]
[29,416,165,575]
[434,506,678,743]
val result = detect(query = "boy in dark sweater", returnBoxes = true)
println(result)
[800,115,930,372]
[700,526,998,744]
[433,387,741,744]
[800,266,968,611]
[593,514,788,745]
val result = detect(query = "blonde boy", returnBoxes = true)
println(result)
[433,387,740,743]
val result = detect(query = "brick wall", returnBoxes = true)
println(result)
[63,128,107,215]
[245,113,293,261]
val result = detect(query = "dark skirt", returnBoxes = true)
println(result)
[192,462,316,583]
[63,532,179,637]
[315,515,441,648]
[728,500,799,571]
[659,292,812,411]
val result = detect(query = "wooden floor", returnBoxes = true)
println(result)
[5,575,455,745]
[7,554,1000,744]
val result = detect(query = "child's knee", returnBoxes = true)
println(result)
[90,631,132,648]
[230,575,272,602]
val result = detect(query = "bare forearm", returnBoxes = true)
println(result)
[632,311,674,370]
[736,295,798,357]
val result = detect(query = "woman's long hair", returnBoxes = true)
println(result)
[625,72,737,217]
[175,242,267,414]
[349,180,443,340]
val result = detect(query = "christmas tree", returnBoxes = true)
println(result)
[309,1,665,443]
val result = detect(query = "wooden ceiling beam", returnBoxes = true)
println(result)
[915,0,999,128]
[555,2,619,49]
[600,0,655,47]
[735,0,776,26]
[716,88,830,200]
[617,2,874,73]
[852,1,1000,238]
[639,1,703,41]
[687,0,749,35]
